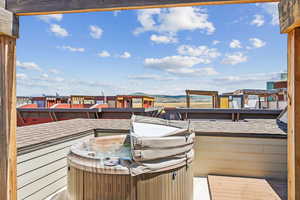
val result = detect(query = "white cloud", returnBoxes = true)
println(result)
[41,73,49,79]
[17,74,121,96]
[168,67,218,76]
[98,50,111,58]
[251,15,265,27]
[50,24,69,37]
[60,45,85,52]
[145,55,208,70]
[150,34,178,44]
[135,9,160,34]
[128,74,176,81]
[38,14,63,23]
[232,16,245,24]
[144,55,218,76]
[53,77,65,82]
[120,51,131,59]
[229,39,242,49]
[17,73,27,80]
[49,69,60,74]
[17,61,42,71]
[214,72,281,84]
[222,52,248,65]
[134,7,215,35]
[177,45,221,63]
[248,38,266,49]
[16,72,65,91]
[39,73,64,82]
[113,11,121,16]
[89,25,103,39]
[257,3,279,25]
[212,40,220,45]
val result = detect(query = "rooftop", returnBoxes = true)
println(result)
[191,119,286,137]
[17,117,286,152]
[16,118,130,151]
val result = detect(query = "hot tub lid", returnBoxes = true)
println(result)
[130,116,194,162]
[68,116,194,176]
[131,122,181,138]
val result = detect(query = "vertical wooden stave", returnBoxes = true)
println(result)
[68,164,193,200]
[287,27,300,200]
[0,35,17,200]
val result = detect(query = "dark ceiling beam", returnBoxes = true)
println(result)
[279,0,300,33]
[0,0,18,37]
[6,0,278,16]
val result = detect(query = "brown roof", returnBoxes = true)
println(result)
[16,119,130,149]
[16,118,286,150]
[191,119,286,137]
[185,90,218,96]
[233,89,278,96]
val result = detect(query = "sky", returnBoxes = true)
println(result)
[16,2,287,96]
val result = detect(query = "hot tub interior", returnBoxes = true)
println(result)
[85,135,130,157]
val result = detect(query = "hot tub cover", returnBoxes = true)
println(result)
[68,116,195,176]
[131,115,194,161]
[128,115,195,175]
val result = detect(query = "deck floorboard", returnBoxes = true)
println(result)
[208,175,287,200]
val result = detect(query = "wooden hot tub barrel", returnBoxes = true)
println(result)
[67,132,194,200]
[67,164,193,200]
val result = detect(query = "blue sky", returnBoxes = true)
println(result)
[16,2,287,96]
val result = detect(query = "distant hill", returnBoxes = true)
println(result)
[130,92,149,96]
[130,92,211,103]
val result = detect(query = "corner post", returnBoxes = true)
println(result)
[279,0,300,199]
[0,1,18,199]
[287,28,300,200]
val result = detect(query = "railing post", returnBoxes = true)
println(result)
[0,1,18,199]
[186,91,190,108]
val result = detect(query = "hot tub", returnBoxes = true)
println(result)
[67,116,194,200]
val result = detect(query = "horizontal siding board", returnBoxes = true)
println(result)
[195,151,287,164]
[18,168,67,200]
[197,160,287,173]
[193,136,287,179]
[263,145,288,154]
[18,158,66,189]
[17,148,68,176]
[16,134,97,199]
[195,169,286,180]
[195,142,287,154]
[25,177,66,200]
[18,135,92,163]
[196,136,287,146]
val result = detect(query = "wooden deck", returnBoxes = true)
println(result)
[49,176,287,200]
[208,175,287,200]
